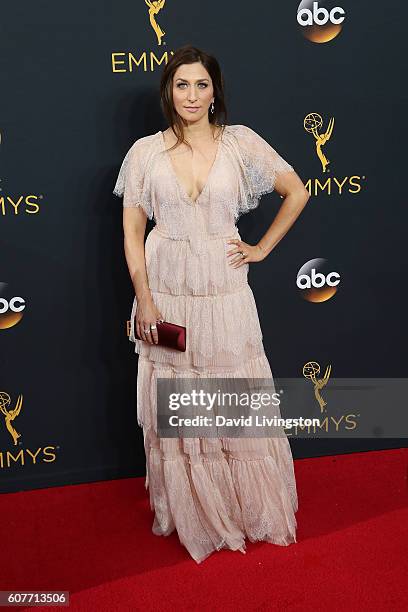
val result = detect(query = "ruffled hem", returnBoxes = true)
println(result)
[136,353,274,431]
[129,285,265,368]
[143,426,297,563]
[136,353,298,563]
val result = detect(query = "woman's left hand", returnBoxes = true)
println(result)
[226,238,266,268]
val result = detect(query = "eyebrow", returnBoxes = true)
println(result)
[175,78,209,82]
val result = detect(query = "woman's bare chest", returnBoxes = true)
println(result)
[162,131,222,205]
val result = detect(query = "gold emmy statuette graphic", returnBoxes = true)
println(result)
[303,361,331,413]
[0,391,23,446]
[145,0,166,46]
[304,113,335,173]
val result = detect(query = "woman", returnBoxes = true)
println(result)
[113,45,310,563]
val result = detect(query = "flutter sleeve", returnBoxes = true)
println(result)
[238,124,294,196]
[113,137,154,219]
[228,124,295,220]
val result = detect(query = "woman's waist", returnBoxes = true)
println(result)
[145,225,249,293]
[151,225,240,242]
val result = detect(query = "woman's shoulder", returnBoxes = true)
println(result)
[225,123,258,134]
[118,132,161,170]
[223,124,274,157]
[225,123,266,142]
[126,131,160,154]
[223,123,294,171]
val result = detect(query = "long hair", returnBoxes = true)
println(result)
[159,44,228,152]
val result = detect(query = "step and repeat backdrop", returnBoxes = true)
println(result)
[1,2,406,492]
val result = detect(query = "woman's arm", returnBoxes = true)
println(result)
[123,207,162,344]
[123,207,150,299]
[227,170,310,267]
[226,125,310,265]
[256,170,310,258]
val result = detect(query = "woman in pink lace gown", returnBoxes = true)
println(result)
[113,46,310,563]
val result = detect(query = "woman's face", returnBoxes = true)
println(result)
[171,62,214,125]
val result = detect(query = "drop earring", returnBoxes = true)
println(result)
[210,101,215,114]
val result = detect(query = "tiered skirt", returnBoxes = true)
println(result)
[131,226,298,563]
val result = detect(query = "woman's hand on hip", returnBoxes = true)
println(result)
[226,238,266,268]
[136,295,164,345]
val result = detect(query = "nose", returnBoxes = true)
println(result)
[187,86,198,102]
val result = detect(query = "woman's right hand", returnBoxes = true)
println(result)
[135,294,164,345]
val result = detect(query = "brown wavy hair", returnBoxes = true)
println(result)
[159,44,228,152]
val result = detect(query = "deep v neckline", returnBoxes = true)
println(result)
[160,127,223,205]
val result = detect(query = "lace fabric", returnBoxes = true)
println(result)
[113,124,295,225]
[113,124,298,563]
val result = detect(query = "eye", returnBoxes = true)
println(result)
[176,82,208,88]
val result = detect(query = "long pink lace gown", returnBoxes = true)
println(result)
[113,124,298,563]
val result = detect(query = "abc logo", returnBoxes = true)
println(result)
[0,282,26,329]
[297,1,346,43]
[296,258,340,302]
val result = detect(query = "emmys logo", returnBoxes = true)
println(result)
[112,0,173,73]
[0,389,59,469]
[296,258,340,302]
[0,283,26,330]
[1,195,42,215]
[284,362,359,436]
[303,112,365,196]
[146,0,166,46]
[0,392,23,445]
[297,1,346,43]
[304,112,334,174]
[0,130,43,216]
[303,361,331,413]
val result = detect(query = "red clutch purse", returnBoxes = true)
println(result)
[135,320,186,352]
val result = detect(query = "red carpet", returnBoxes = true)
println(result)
[1,448,407,611]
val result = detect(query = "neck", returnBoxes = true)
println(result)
[176,118,218,142]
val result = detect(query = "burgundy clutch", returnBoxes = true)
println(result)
[135,320,186,352]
